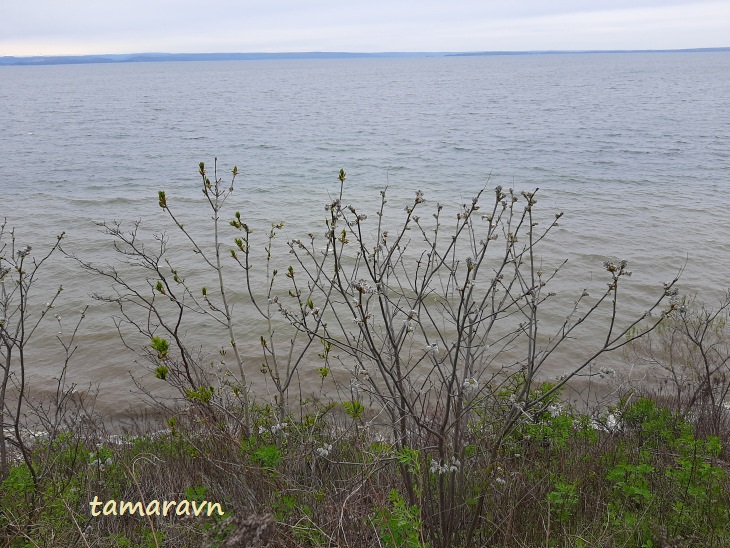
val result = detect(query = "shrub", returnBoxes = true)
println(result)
[17,161,694,547]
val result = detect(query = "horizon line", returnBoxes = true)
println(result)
[2,47,729,66]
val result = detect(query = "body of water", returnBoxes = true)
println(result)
[1,53,729,419]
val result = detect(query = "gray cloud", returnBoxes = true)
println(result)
[1,0,728,55]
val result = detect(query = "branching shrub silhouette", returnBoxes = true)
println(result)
[73,161,684,546]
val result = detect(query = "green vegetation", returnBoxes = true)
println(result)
[0,394,727,545]
[2,162,729,545]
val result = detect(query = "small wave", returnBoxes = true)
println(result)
[67,196,146,206]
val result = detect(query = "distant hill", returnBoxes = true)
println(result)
[1,48,728,66]
[448,47,730,56]
[0,51,442,66]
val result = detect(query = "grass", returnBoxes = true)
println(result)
[1,390,729,546]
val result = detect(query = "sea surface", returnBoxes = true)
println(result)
[1,53,729,421]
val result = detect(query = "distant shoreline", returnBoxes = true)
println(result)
[2,47,729,67]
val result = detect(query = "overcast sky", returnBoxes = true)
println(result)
[2,0,729,56]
